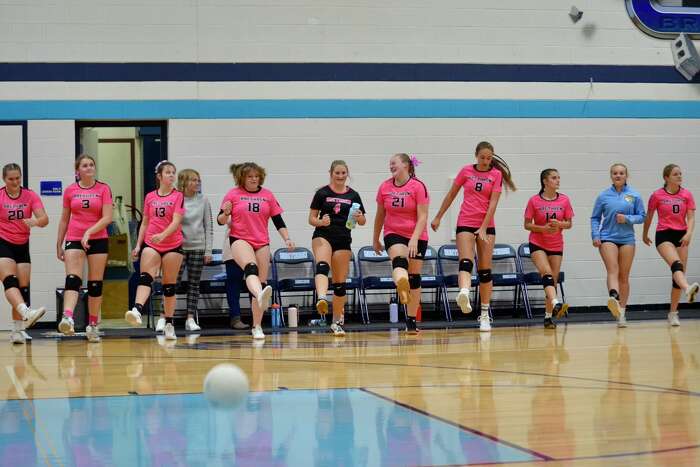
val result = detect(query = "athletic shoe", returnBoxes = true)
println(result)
[316,298,329,316]
[185,318,201,331]
[22,306,46,329]
[125,307,142,326]
[554,302,569,319]
[230,317,249,330]
[479,314,492,332]
[20,330,32,341]
[85,325,101,343]
[456,289,472,314]
[10,331,25,344]
[252,325,265,340]
[330,321,345,336]
[544,317,557,329]
[396,277,411,305]
[58,316,75,335]
[607,297,621,318]
[257,285,273,311]
[164,323,177,340]
[668,311,680,327]
[405,316,418,335]
[155,317,166,333]
[617,311,628,328]
[685,282,699,303]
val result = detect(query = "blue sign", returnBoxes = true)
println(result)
[40,180,62,196]
[627,0,700,38]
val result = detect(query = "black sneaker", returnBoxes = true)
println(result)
[406,316,419,335]
[544,317,557,329]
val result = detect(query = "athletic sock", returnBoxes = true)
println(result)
[480,303,489,317]
[134,303,144,313]
[165,317,174,325]
[88,314,99,326]
[609,289,619,300]
[63,309,73,319]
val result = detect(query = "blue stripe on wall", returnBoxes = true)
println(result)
[1,62,699,83]
[1,99,700,120]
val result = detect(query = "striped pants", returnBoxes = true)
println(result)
[177,249,205,317]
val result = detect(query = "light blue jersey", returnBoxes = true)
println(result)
[590,185,646,245]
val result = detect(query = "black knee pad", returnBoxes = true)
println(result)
[20,286,30,304]
[671,260,684,274]
[332,282,346,297]
[87,280,103,297]
[2,275,19,292]
[162,283,176,297]
[65,274,82,292]
[409,274,421,289]
[243,262,259,279]
[391,256,409,270]
[477,269,492,284]
[138,272,154,288]
[459,258,474,273]
[541,274,555,289]
[315,261,330,277]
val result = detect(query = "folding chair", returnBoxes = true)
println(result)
[272,247,316,324]
[491,244,529,318]
[357,246,397,324]
[420,246,451,321]
[516,243,566,317]
[437,244,479,318]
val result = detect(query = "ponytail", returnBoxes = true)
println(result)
[475,141,516,192]
[539,168,558,195]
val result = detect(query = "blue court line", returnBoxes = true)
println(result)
[2,99,700,120]
[1,62,698,83]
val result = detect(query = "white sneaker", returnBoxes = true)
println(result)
[155,317,166,333]
[22,306,46,329]
[685,282,699,303]
[668,311,680,327]
[479,314,492,332]
[456,289,472,314]
[607,297,621,318]
[164,323,177,340]
[257,285,273,311]
[617,312,627,328]
[10,331,26,344]
[185,318,201,331]
[20,330,32,341]
[252,325,265,340]
[58,316,75,335]
[125,307,142,326]
[86,325,101,343]
[330,321,345,336]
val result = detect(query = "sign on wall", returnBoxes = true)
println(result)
[627,0,700,38]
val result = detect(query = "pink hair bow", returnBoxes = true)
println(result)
[410,155,422,167]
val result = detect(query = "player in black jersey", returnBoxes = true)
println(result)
[308,160,366,335]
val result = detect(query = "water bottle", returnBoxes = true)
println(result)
[271,304,281,329]
[389,298,399,323]
[309,318,327,327]
[287,305,298,328]
[345,203,361,229]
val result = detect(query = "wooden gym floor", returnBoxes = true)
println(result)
[1,319,698,466]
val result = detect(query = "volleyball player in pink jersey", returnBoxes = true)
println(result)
[56,155,113,342]
[642,164,698,326]
[0,164,48,344]
[431,141,516,332]
[125,161,185,340]
[373,153,429,334]
[524,169,574,329]
[217,162,294,340]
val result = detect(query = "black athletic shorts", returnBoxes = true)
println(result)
[0,238,30,264]
[456,225,496,236]
[64,238,109,255]
[384,233,428,259]
[312,231,352,252]
[655,229,686,248]
[529,242,562,257]
[601,240,634,248]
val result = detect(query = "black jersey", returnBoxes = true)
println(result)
[310,185,365,239]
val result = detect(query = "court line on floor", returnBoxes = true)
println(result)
[5,365,27,399]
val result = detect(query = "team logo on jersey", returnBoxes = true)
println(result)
[624,194,635,203]
[334,203,341,214]
[626,0,700,38]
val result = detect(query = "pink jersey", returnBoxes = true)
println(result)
[524,193,574,252]
[648,187,696,232]
[376,177,429,241]
[455,164,503,228]
[221,187,283,248]
[63,181,113,241]
[143,189,185,252]
[0,187,44,245]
